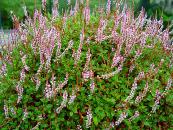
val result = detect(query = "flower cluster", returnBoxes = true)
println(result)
[90,79,95,93]
[82,70,94,81]
[18,24,28,44]
[52,0,59,18]
[10,107,16,115]
[86,108,92,128]
[31,75,41,90]
[74,29,85,65]
[31,114,43,130]
[44,81,54,99]
[22,108,28,120]
[128,111,140,122]
[56,90,68,114]
[125,81,138,102]
[82,48,94,83]
[96,18,108,42]
[115,112,128,126]
[106,0,111,15]
[125,71,145,102]
[0,63,7,76]
[62,12,67,28]
[151,89,162,113]
[68,90,76,104]
[1,0,173,128]
[57,40,74,59]
[111,54,124,68]
[164,78,173,91]
[56,73,69,92]
[74,0,79,15]
[20,68,26,82]
[135,82,149,104]
[31,122,41,130]
[16,84,24,104]
[21,55,29,71]
[3,101,9,118]
[56,31,61,56]
[76,125,82,130]
[150,77,172,114]
[51,73,56,90]
[129,64,135,74]
[128,49,143,73]
[162,77,173,97]
[135,71,145,81]
[84,48,91,70]
[83,6,90,25]
[98,65,122,79]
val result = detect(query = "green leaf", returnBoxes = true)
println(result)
[70,112,73,116]
[93,116,99,126]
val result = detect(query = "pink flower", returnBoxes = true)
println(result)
[22,108,28,120]
[111,54,124,68]
[162,77,173,96]
[96,18,108,42]
[84,48,91,71]
[98,65,122,79]
[134,49,142,59]
[10,107,16,115]
[68,90,76,104]
[82,70,94,81]
[16,84,24,104]
[56,90,68,114]
[135,82,149,104]
[129,64,135,73]
[128,111,139,122]
[74,29,84,65]
[4,101,8,118]
[90,79,95,93]
[20,68,26,82]
[0,63,7,76]
[56,73,69,92]
[74,0,79,14]
[125,81,138,102]
[56,31,61,56]
[135,71,145,81]
[44,81,54,99]
[136,8,147,28]
[52,0,59,18]
[83,6,90,25]
[86,108,92,128]
[22,55,30,71]
[161,29,170,45]
[115,112,128,126]
[106,0,111,15]
[151,89,162,113]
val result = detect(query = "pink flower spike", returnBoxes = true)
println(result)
[111,55,123,68]
[83,6,90,25]
[106,0,111,15]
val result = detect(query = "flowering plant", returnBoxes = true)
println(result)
[0,0,172,129]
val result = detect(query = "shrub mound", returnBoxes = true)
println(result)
[0,1,173,129]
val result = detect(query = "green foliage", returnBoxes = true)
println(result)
[0,2,173,130]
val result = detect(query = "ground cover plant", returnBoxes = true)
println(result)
[0,0,173,129]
